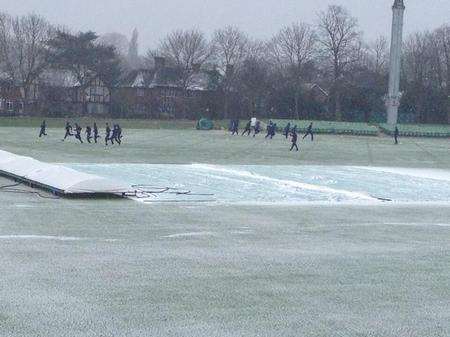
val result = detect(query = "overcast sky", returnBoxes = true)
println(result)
[1,0,449,53]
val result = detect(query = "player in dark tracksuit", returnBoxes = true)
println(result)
[93,123,100,143]
[231,119,239,135]
[242,120,252,136]
[265,121,274,139]
[74,123,83,143]
[39,120,47,137]
[283,122,291,139]
[303,122,314,141]
[85,126,92,143]
[114,124,122,145]
[62,122,73,141]
[110,125,118,145]
[394,126,399,145]
[292,125,298,134]
[253,121,261,137]
[105,123,112,145]
[290,131,299,151]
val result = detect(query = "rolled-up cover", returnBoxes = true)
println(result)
[0,150,131,195]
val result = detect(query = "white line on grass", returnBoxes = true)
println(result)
[0,235,118,242]
[163,232,216,238]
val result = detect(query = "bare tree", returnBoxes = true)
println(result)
[156,29,212,89]
[235,39,271,117]
[0,13,12,84]
[434,25,450,122]
[152,29,213,117]
[212,26,248,71]
[403,32,436,122]
[0,13,54,106]
[369,36,389,75]
[268,22,317,119]
[212,26,249,118]
[317,5,360,120]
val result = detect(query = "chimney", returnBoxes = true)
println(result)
[226,64,234,77]
[154,56,166,71]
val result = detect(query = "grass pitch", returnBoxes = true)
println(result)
[0,124,450,337]
[1,126,449,167]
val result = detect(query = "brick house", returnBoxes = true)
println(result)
[0,77,24,115]
[38,71,111,116]
[114,57,217,118]
[0,58,218,118]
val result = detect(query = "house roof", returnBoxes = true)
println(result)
[187,71,211,91]
[121,64,213,91]
[121,67,181,89]
[39,70,80,87]
[150,67,180,88]
[121,69,154,88]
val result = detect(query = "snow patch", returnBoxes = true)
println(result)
[191,164,377,201]
[163,232,216,238]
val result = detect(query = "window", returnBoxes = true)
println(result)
[136,104,147,114]
[6,101,13,111]
[165,88,177,98]
[89,86,106,103]
[137,89,145,97]
[90,86,101,96]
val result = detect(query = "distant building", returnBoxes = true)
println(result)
[0,77,24,115]
[115,57,217,118]
[38,71,111,116]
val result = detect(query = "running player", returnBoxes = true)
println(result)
[265,121,274,139]
[231,119,239,135]
[62,121,73,141]
[271,123,277,138]
[394,126,399,145]
[303,122,314,141]
[242,120,252,136]
[283,122,291,139]
[38,120,47,137]
[105,123,112,145]
[93,122,100,143]
[290,131,299,152]
[253,120,261,137]
[114,124,122,145]
[74,123,83,143]
[85,126,92,143]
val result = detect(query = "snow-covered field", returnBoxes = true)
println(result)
[1,128,450,336]
[70,163,450,204]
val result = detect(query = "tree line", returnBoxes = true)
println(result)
[0,6,449,123]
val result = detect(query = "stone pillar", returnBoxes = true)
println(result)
[386,0,405,125]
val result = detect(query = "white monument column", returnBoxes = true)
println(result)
[386,0,405,125]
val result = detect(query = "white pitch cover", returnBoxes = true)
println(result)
[0,150,130,195]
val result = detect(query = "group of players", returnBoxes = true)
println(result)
[230,119,314,151]
[38,120,123,145]
[38,118,399,149]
